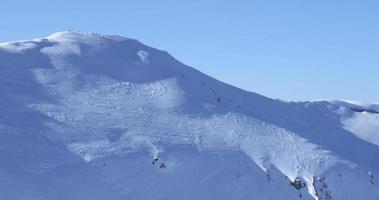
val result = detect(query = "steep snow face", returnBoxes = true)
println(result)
[1,32,379,200]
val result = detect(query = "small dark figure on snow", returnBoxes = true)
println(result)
[160,162,166,168]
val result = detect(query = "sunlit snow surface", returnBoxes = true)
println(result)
[342,111,379,146]
[1,32,378,200]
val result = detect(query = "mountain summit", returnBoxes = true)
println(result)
[1,32,378,200]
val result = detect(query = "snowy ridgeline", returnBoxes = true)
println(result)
[0,32,378,200]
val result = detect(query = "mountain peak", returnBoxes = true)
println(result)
[47,31,133,42]
[0,31,191,84]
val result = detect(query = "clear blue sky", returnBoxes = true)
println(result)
[1,0,378,102]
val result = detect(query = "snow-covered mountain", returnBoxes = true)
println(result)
[0,32,378,200]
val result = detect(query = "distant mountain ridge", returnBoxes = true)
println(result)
[328,100,379,114]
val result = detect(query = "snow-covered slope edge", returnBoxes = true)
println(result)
[1,32,378,200]
[326,100,379,147]
[329,100,379,113]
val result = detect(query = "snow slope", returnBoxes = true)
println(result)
[327,100,379,147]
[1,32,378,200]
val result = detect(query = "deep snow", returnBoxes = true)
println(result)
[0,32,378,200]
